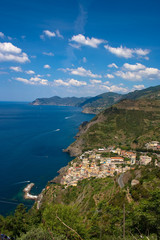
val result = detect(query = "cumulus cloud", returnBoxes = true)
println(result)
[102,84,128,93]
[108,63,118,69]
[44,64,51,69]
[70,34,105,48]
[10,66,22,72]
[90,79,102,84]
[15,77,33,85]
[104,45,150,59]
[132,85,145,90]
[123,63,145,71]
[54,78,87,87]
[115,63,160,81]
[104,74,114,79]
[0,42,29,63]
[42,30,55,38]
[115,71,142,81]
[25,70,35,74]
[60,67,102,78]
[41,29,63,40]
[0,32,5,38]
[43,52,54,56]
[15,76,48,85]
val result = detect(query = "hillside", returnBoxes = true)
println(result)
[65,96,160,156]
[80,92,122,114]
[31,85,160,114]
[123,85,160,100]
[1,165,160,239]
[31,96,89,106]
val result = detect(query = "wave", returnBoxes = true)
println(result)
[65,116,72,119]
[0,200,32,206]
[54,129,60,132]
[13,180,30,185]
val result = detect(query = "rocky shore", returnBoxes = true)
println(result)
[23,183,38,200]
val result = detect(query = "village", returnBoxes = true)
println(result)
[61,141,160,187]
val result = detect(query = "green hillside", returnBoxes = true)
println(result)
[80,92,122,114]
[65,96,160,156]
[1,165,160,239]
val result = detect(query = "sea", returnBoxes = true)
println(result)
[0,102,94,216]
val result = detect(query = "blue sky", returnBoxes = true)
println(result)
[0,0,160,101]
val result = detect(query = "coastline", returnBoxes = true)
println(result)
[23,183,38,200]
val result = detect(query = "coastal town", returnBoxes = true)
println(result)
[61,141,160,187]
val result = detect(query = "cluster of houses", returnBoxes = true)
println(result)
[145,141,160,151]
[61,146,155,187]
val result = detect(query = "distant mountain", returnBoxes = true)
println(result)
[31,85,160,114]
[123,85,160,100]
[31,96,89,107]
[80,92,122,114]
[31,92,122,114]
[65,92,160,156]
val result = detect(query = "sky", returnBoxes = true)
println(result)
[0,0,160,101]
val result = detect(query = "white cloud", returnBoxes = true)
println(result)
[54,79,68,86]
[15,77,33,85]
[43,52,54,56]
[60,67,102,78]
[102,84,128,93]
[123,63,145,71]
[70,34,105,48]
[69,43,81,49]
[56,30,64,39]
[0,42,21,54]
[41,29,63,40]
[25,70,35,74]
[104,45,150,59]
[108,63,118,68]
[0,42,29,63]
[10,66,22,72]
[105,45,133,58]
[15,76,48,85]
[104,74,114,79]
[54,78,87,87]
[134,48,150,56]
[44,64,51,69]
[133,85,145,90]
[103,81,110,85]
[90,79,102,84]
[115,71,142,81]
[0,32,5,38]
[43,30,56,38]
[115,64,160,81]
[83,57,87,63]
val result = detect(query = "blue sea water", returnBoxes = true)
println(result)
[0,102,94,216]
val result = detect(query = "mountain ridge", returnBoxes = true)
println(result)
[31,85,160,114]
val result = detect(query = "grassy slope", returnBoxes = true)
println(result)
[66,97,160,155]
[38,164,160,239]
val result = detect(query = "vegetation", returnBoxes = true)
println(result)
[67,95,160,155]
[1,166,160,239]
[2,85,160,239]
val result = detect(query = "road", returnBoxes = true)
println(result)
[118,173,125,188]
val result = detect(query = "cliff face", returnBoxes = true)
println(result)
[64,113,105,156]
